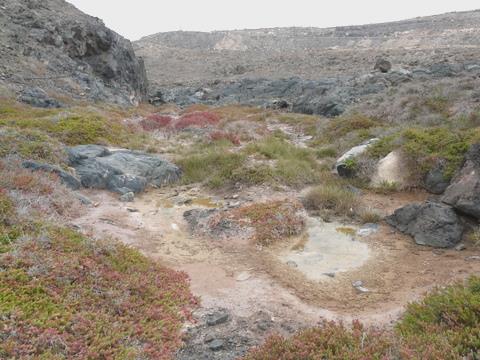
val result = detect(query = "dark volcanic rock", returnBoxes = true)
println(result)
[22,160,81,190]
[442,144,480,219]
[386,202,464,248]
[1,0,147,105]
[424,162,450,194]
[374,58,392,73]
[68,145,181,193]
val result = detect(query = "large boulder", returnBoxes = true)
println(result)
[68,145,181,193]
[386,202,464,248]
[371,150,410,189]
[442,144,480,219]
[335,138,379,177]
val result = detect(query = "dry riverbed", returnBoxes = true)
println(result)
[72,186,480,359]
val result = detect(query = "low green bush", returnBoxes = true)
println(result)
[302,184,359,217]
[397,276,480,359]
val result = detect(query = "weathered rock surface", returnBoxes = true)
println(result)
[442,144,480,219]
[424,162,450,195]
[371,150,410,189]
[386,202,464,248]
[335,138,379,177]
[22,160,81,190]
[0,0,147,105]
[67,145,181,193]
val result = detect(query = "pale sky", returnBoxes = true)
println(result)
[67,0,479,41]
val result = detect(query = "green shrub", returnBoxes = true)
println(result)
[302,184,359,217]
[402,127,473,178]
[397,276,480,359]
[246,137,323,187]
[316,147,337,158]
[324,113,381,139]
[177,144,246,188]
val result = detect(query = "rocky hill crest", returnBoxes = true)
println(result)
[0,0,147,106]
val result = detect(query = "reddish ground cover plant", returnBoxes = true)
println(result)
[209,131,241,145]
[140,114,174,131]
[175,111,221,130]
[0,226,197,359]
[243,321,394,360]
[210,200,305,246]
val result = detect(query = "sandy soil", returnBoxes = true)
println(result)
[72,186,480,331]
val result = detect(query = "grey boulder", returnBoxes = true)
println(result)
[22,161,81,190]
[386,202,464,248]
[424,163,450,195]
[335,138,379,177]
[68,145,181,194]
[442,144,480,219]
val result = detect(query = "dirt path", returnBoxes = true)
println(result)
[72,187,480,359]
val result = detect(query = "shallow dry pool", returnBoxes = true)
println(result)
[281,217,371,281]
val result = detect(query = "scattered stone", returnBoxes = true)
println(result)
[171,223,180,231]
[22,161,81,190]
[374,58,392,73]
[75,193,93,205]
[352,280,370,293]
[206,311,229,326]
[119,192,134,202]
[335,138,379,177]
[442,143,480,219]
[286,260,298,268]
[386,202,464,248]
[455,243,466,251]
[204,334,215,343]
[228,201,241,208]
[357,223,379,237]
[466,256,480,261]
[208,339,225,351]
[236,272,251,281]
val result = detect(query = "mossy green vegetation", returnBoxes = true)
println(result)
[177,137,326,188]
[0,100,157,155]
[397,276,480,359]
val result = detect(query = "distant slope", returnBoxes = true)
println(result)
[135,10,480,87]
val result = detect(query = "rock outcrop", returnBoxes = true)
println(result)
[442,144,480,219]
[67,145,181,194]
[386,202,464,248]
[0,0,147,106]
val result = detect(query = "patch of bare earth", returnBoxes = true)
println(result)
[72,187,480,331]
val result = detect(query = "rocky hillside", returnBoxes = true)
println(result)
[135,10,480,116]
[0,0,148,106]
